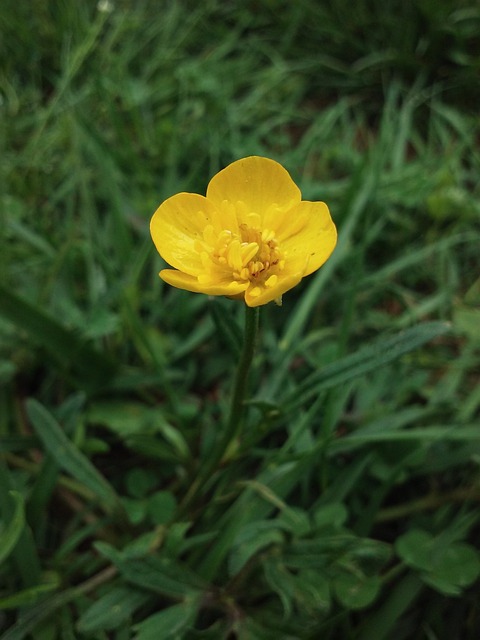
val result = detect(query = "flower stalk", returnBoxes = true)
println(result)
[219,304,259,460]
[179,305,259,511]
[151,156,337,513]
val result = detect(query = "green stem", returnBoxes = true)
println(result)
[220,305,260,458]
[376,486,480,522]
[179,305,260,511]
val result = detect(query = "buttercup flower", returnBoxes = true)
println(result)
[150,156,337,307]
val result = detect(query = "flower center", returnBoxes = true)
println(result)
[194,215,285,292]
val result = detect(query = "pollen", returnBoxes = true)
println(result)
[195,220,284,289]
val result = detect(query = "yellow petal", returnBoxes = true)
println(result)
[160,269,249,297]
[244,271,304,307]
[206,157,301,226]
[150,193,220,275]
[281,201,337,276]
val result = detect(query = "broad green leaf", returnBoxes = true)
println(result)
[26,399,121,514]
[122,497,147,525]
[147,490,177,525]
[264,558,331,619]
[333,571,381,609]
[346,538,392,575]
[312,503,348,532]
[396,530,480,595]
[395,529,433,571]
[284,536,356,569]
[0,491,25,565]
[95,543,204,598]
[88,401,160,437]
[178,621,226,638]
[122,531,166,558]
[429,543,480,592]
[77,586,151,633]
[126,468,157,498]
[239,615,300,640]
[276,507,311,537]
[133,598,201,640]
[229,526,284,576]
[421,573,462,596]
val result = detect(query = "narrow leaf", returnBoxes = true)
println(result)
[0,491,25,565]
[0,285,115,392]
[133,598,200,640]
[330,425,480,454]
[280,158,379,353]
[209,299,242,357]
[77,586,150,633]
[358,573,423,640]
[284,322,450,411]
[95,543,204,598]
[0,581,59,610]
[26,399,121,514]
[0,590,74,640]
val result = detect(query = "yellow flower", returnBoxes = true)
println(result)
[150,156,337,307]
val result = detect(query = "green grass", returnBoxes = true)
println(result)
[1,1,480,638]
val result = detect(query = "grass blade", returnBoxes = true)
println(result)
[26,399,122,515]
[0,286,115,393]
[280,161,377,354]
[0,463,41,586]
[358,573,423,640]
[0,491,25,565]
[283,321,450,411]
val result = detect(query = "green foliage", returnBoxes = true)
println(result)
[0,492,25,567]
[26,399,122,514]
[396,529,480,595]
[1,0,480,638]
[77,586,151,634]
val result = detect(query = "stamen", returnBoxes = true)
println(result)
[226,240,242,271]
[193,204,286,291]
[261,229,275,242]
[240,242,259,265]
